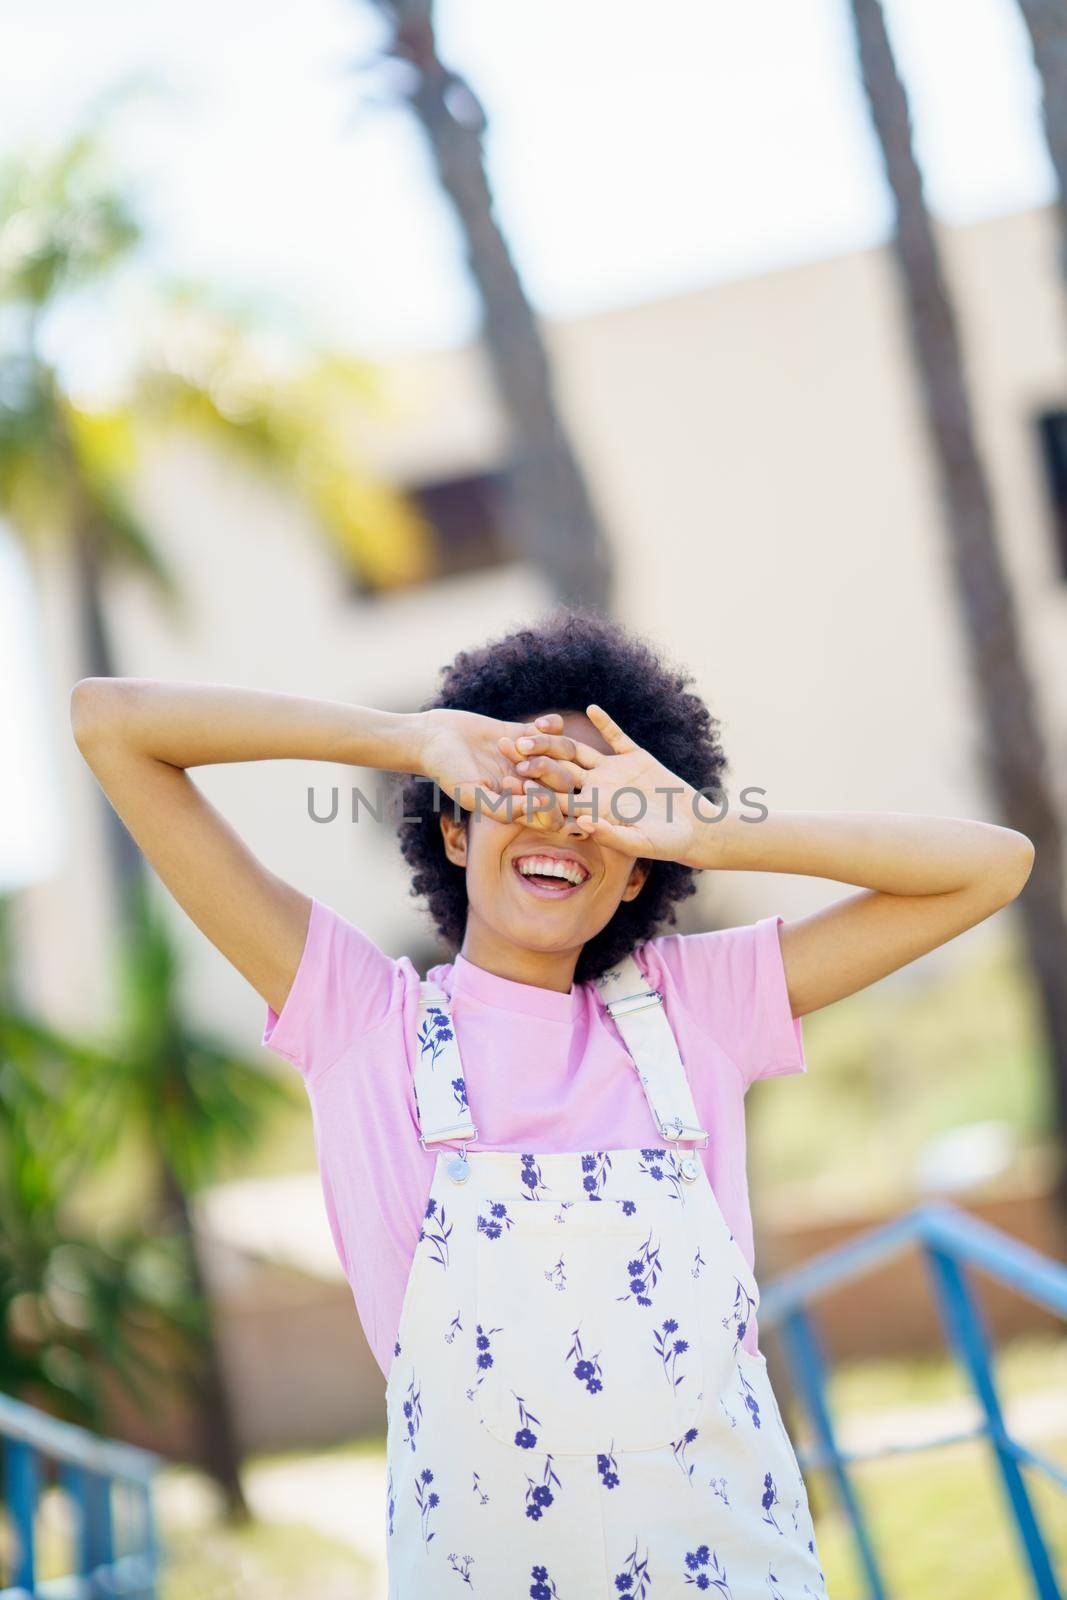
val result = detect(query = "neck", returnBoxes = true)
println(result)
[458,916,580,994]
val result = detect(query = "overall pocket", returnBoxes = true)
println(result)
[474,1196,703,1455]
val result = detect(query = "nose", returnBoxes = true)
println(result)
[528,805,590,842]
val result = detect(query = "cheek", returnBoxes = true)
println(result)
[464,820,517,892]
[598,853,643,900]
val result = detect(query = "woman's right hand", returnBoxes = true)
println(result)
[416,708,565,817]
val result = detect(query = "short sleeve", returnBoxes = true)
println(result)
[649,914,806,1090]
[261,897,404,1080]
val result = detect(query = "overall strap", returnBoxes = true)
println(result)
[593,955,709,1147]
[413,982,478,1148]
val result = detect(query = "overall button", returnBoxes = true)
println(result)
[679,1155,701,1182]
[447,1155,470,1184]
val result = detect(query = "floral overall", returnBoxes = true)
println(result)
[385,957,829,1599]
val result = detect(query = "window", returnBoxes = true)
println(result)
[408,468,516,582]
[1035,409,1067,581]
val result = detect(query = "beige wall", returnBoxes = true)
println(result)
[21,205,1067,1050]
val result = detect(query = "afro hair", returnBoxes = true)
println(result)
[397,610,727,981]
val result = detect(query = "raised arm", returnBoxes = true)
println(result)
[689,808,1035,1016]
[69,680,537,1013]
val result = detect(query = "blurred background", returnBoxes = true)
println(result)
[2,0,1067,1595]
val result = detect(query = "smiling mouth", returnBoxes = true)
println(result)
[512,853,591,898]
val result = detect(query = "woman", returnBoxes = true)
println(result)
[71,610,1033,1597]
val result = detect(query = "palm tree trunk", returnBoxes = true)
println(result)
[847,0,1067,1168]
[160,1159,249,1520]
[70,514,250,1518]
[1014,0,1067,275]
[375,0,613,610]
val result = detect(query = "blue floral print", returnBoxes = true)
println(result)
[622,1199,638,1215]
[567,1326,604,1393]
[639,1148,693,1204]
[448,1552,475,1587]
[672,1425,699,1481]
[653,1316,690,1389]
[761,1471,783,1534]
[692,1247,707,1279]
[530,1564,562,1600]
[581,1150,613,1199]
[473,1322,501,1385]
[471,1470,489,1505]
[386,1466,395,1536]
[414,1466,440,1546]
[613,1539,651,1597]
[520,1152,550,1199]
[739,1367,762,1428]
[452,1075,469,1112]
[545,1255,567,1291]
[420,1196,453,1268]
[597,1446,621,1489]
[641,1153,663,1181]
[710,1474,729,1506]
[476,1201,514,1240]
[402,1372,422,1452]
[510,1393,541,1449]
[418,1006,453,1067]
[446,1310,463,1344]
[683,1546,732,1597]
[722,1279,757,1351]
[524,1454,561,1520]
[616,1230,662,1306]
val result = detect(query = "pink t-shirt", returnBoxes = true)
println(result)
[262,900,806,1379]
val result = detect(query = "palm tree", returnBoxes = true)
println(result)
[0,119,430,916]
[0,897,287,1496]
[845,0,1067,1173]
[0,114,425,1514]
[91,886,292,1515]
[0,997,198,1428]
[364,0,613,609]
[1013,0,1067,273]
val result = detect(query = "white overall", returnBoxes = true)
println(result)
[384,957,829,1599]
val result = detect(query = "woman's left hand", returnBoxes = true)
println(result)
[498,704,709,862]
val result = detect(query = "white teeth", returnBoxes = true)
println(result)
[516,856,588,887]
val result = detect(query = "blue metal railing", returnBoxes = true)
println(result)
[759,1201,1067,1600]
[0,1390,161,1598]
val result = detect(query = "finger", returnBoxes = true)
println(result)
[499,723,588,762]
[505,733,600,769]
[522,781,566,831]
[453,783,519,819]
[585,704,636,755]
[572,812,643,851]
[512,713,564,737]
[494,770,526,795]
[514,755,587,793]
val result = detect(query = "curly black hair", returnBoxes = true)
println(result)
[397,610,727,981]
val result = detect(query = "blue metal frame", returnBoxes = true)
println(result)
[0,1390,160,1598]
[759,1201,1067,1600]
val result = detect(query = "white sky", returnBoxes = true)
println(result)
[0,0,1057,887]
[1,0,1055,354]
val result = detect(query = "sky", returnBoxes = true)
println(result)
[1,0,1056,356]
[0,0,1058,887]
